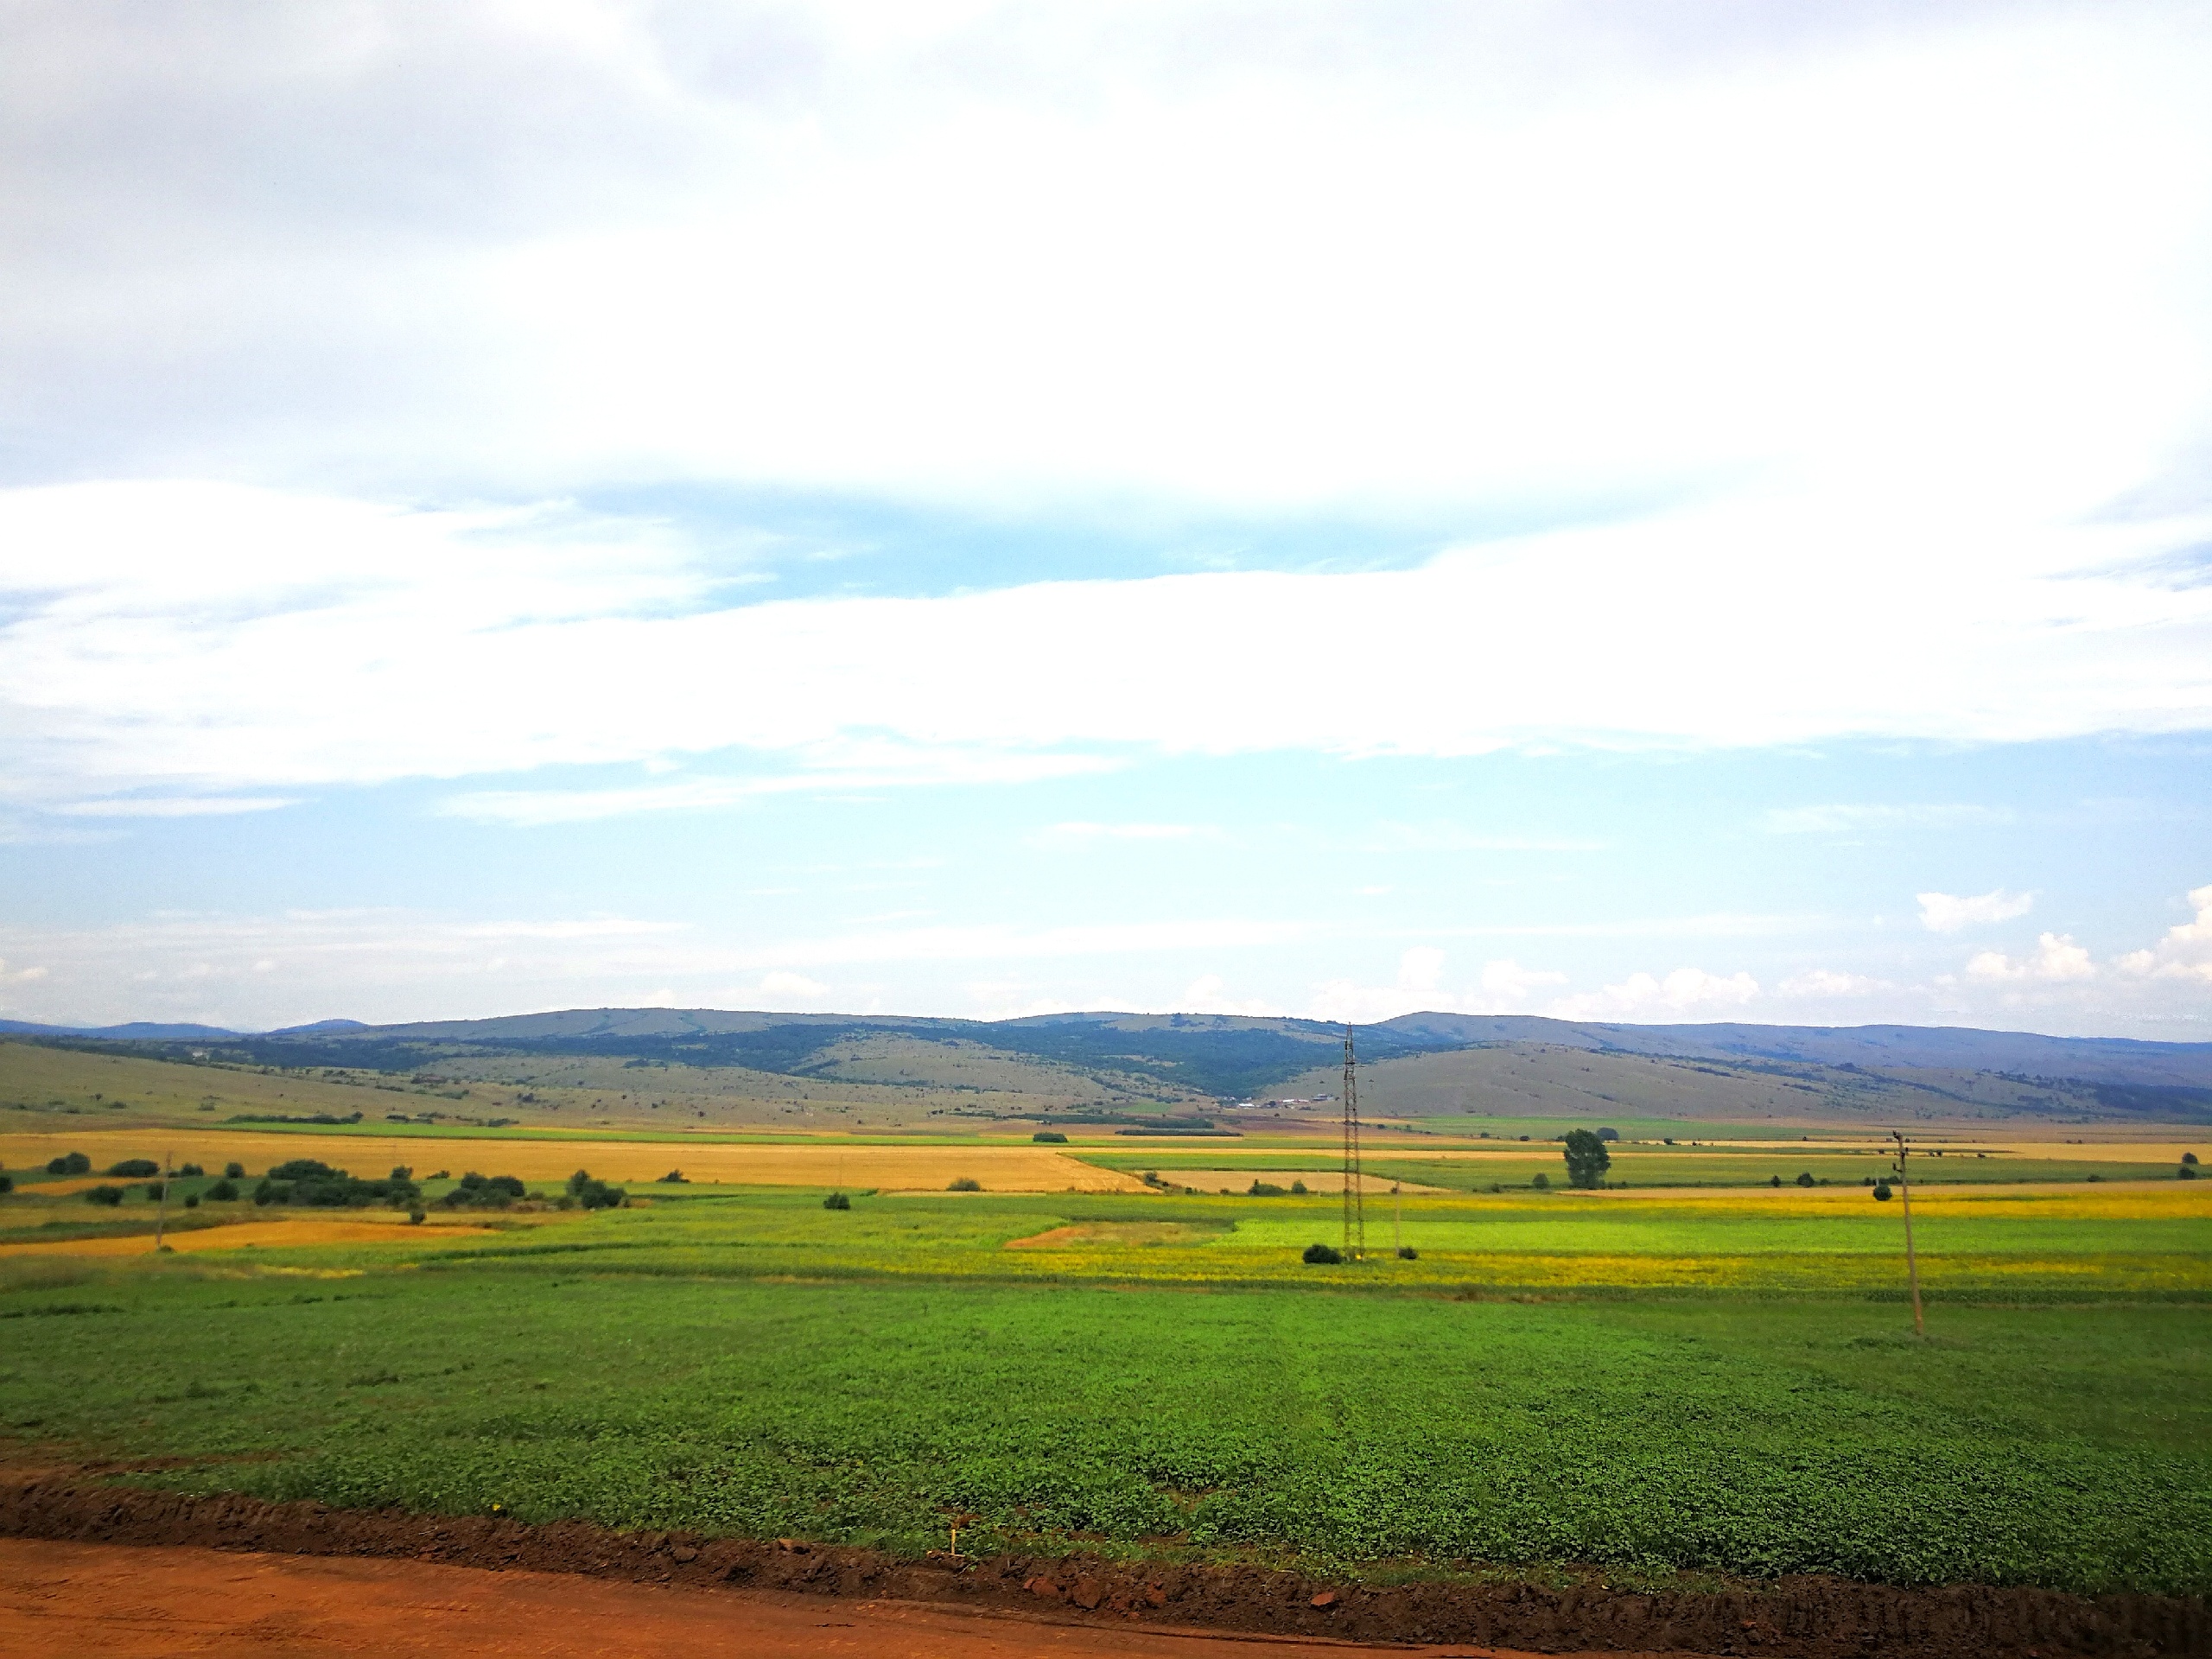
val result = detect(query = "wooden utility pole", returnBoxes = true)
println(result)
[153,1149,172,1253]
[1891,1129,1923,1337]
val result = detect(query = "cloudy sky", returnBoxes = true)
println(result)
[3,0,2210,1036]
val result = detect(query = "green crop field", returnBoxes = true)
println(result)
[3,1176,2209,1597]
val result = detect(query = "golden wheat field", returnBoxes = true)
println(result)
[0,1128,1145,1192]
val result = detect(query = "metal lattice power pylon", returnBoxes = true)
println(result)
[1341,1025,1365,1260]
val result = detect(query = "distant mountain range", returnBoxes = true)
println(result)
[0,1017,368,1040]
[8,1007,2209,1122]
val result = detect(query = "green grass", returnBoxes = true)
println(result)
[1,1183,2208,1596]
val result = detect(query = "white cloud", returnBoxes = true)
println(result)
[0,906,1314,1028]
[1396,947,1446,992]
[1966,932,2098,982]
[441,748,1116,826]
[1777,969,1892,998]
[10,4,2209,515]
[1547,968,1762,1020]
[1917,888,2036,932]
[2116,883,2212,982]
[6,480,2212,816]
[1763,804,2012,836]
[1,7,2211,810]
[53,796,302,817]
[757,970,830,1003]
[1479,959,1569,1001]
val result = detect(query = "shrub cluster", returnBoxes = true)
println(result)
[254,1159,422,1210]
[946,1177,982,1192]
[564,1169,626,1210]
[84,1185,124,1206]
[45,1152,92,1176]
[1246,1180,1287,1197]
[1031,1130,1067,1143]
[1302,1242,1343,1264]
[439,1172,527,1209]
[107,1159,160,1178]
[823,1192,851,1210]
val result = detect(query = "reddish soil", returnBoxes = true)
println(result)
[0,1472,2201,1657]
[0,1537,1620,1658]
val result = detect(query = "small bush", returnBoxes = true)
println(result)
[1872,1182,1893,1202]
[1289,1179,1308,1195]
[85,1185,124,1206]
[408,1208,425,1224]
[947,1177,982,1192]
[223,1162,245,1179]
[565,1169,626,1210]
[0,1173,11,1195]
[658,1170,688,1184]
[183,1193,200,1209]
[206,1179,238,1202]
[441,1172,527,1210]
[107,1159,160,1179]
[1769,1174,1783,1187]
[1302,1243,1343,1264]
[1796,1171,1816,1187]
[1530,1172,1550,1190]
[2184,1152,2200,1166]
[177,1163,204,1178]
[1396,1246,1418,1260]
[143,1181,165,1201]
[2183,1166,2200,1181]
[1595,1128,1620,1142]
[47,1152,92,1177]
[823,1192,852,1210]
[1032,1130,1067,1143]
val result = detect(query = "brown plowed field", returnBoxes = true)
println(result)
[0,1471,2200,1656]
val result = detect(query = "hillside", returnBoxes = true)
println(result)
[6,1007,2210,1130]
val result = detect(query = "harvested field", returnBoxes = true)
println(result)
[1128,1167,1441,1194]
[1003,1220,1230,1249]
[0,1215,499,1259]
[0,1131,1144,1193]
[2,1478,2202,1657]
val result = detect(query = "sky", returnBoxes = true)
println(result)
[3,0,2210,1038]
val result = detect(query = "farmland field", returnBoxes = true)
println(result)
[3,1134,2209,1604]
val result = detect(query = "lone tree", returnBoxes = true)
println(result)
[1561,1128,1611,1189]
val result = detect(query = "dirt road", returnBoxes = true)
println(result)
[0,1537,1652,1658]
